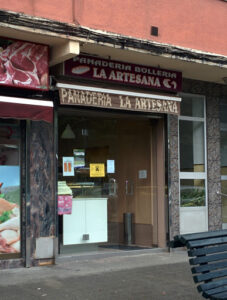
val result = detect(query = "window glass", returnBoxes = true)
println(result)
[180,179,206,207]
[220,103,227,124]
[221,130,227,175]
[220,103,227,225]
[180,95,204,118]
[221,180,227,223]
[0,120,21,256]
[222,181,227,223]
[179,120,205,172]
[220,104,227,175]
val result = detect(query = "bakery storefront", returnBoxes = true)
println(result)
[56,55,182,254]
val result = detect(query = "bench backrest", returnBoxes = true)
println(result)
[172,230,227,299]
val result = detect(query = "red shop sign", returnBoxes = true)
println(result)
[64,55,182,93]
[0,37,49,90]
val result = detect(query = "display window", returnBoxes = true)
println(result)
[57,108,164,254]
[0,119,21,258]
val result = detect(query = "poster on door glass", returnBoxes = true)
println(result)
[63,157,74,176]
[73,149,85,168]
[0,166,20,254]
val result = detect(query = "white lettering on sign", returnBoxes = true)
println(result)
[92,68,174,90]
[67,55,182,93]
[93,68,107,79]
[74,56,132,71]
[120,96,132,109]
[60,88,112,107]
[59,88,179,115]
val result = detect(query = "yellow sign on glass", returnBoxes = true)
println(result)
[90,163,105,177]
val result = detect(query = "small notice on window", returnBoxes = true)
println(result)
[90,163,105,177]
[107,160,115,174]
[63,157,74,176]
[73,149,85,168]
[139,170,147,179]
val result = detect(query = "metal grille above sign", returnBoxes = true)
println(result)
[57,83,181,115]
[64,55,182,93]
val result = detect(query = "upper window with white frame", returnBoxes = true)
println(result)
[179,94,206,173]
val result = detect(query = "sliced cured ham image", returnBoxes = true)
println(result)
[0,40,48,89]
[0,235,18,253]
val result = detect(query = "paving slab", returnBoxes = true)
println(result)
[0,250,202,299]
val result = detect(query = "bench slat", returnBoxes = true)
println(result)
[192,260,227,274]
[210,291,227,299]
[194,269,227,283]
[175,230,227,243]
[190,252,227,265]
[188,244,227,257]
[198,278,227,292]
[202,285,227,297]
[187,236,227,248]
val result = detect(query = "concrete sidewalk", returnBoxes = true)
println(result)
[0,250,202,299]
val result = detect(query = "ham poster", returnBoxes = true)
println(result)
[0,38,49,90]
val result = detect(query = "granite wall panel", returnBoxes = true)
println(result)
[168,115,180,240]
[206,104,222,230]
[29,121,55,261]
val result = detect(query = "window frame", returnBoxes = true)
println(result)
[178,93,207,208]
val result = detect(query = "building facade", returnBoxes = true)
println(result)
[0,0,226,268]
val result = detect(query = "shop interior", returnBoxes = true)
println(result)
[58,108,162,254]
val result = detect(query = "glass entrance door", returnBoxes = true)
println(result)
[58,109,161,253]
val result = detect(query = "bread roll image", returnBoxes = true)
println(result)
[0,198,16,215]
[71,65,90,74]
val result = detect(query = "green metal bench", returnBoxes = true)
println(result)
[171,230,227,299]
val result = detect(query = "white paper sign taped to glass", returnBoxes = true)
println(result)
[63,157,74,176]
[107,160,115,173]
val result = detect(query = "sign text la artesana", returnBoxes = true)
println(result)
[59,87,180,115]
[64,55,182,93]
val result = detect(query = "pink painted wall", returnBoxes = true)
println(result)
[0,0,74,23]
[0,0,227,56]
